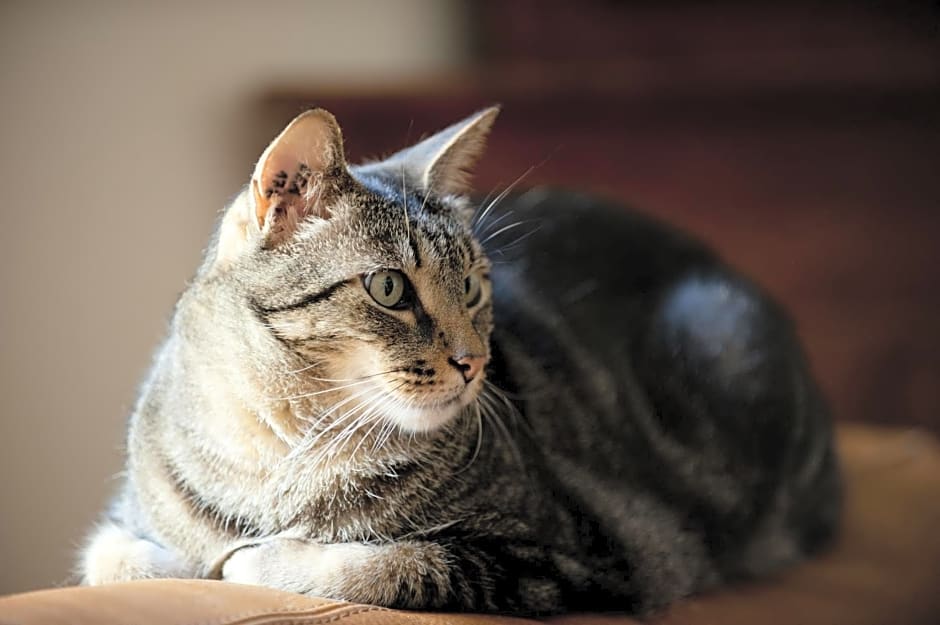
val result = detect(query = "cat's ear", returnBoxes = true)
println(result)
[215,109,347,268]
[251,109,347,239]
[380,106,500,196]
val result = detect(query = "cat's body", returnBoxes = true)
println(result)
[81,108,840,615]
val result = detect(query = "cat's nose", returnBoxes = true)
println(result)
[448,354,485,383]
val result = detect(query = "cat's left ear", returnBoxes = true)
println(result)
[373,106,500,197]
[250,109,347,241]
[214,109,348,269]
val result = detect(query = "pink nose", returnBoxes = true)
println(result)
[448,354,485,383]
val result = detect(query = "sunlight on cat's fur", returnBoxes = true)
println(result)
[80,107,841,615]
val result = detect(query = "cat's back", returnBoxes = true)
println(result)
[480,189,719,466]
[483,189,840,584]
[483,189,720,380]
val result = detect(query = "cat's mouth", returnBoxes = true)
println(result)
[381,380,481,433]
[331,351,485,433]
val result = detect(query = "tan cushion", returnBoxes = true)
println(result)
[2,424,938,625]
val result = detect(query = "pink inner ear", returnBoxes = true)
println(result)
[254,162,319,228]
[251,110,344,229]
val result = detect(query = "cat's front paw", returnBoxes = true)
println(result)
[82,523,193,585]
[220,538,377,597]
[221,538,327,592]
[220,542,264,586]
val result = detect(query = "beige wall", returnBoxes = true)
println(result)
[0,0,467,594]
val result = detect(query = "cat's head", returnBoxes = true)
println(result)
[207,107,499,435]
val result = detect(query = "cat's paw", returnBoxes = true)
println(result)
[81,523,191,585]
[221,538,315,589]
[220,538,376,596]
[219,541,271,586]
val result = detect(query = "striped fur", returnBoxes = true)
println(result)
[80,109,841,615]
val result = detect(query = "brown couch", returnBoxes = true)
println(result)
[2,425,938,625]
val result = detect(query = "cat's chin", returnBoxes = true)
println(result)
[385,389,478,434]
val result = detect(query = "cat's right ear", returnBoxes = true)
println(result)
[214,109,347,268]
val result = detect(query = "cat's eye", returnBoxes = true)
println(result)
[464,273,482,308]
[365,270,409,309]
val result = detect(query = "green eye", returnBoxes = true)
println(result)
[464,273,482,307]
[366,270,408,309]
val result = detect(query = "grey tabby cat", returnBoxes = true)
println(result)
[80,107,841,615]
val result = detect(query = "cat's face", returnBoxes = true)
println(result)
[249,180,493,433]
[211,108,499,434]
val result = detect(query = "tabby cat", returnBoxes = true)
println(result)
[80,107,841,615]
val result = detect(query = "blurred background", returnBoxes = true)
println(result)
[0,0,937,595]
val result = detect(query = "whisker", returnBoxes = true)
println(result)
[486,224,544,258]
[419,172,435,214]
[400,164,412,246]
[455,401,485,474]
[350,411,389,459]
[294,379,391,444]
[374,408,401,451]
[472,146,557,236]
[472,165,536,235]
[371,391,411,453]
[285,385,383,460]
[479,219,540,247]
[269,368,404,403]
[319,412,373,463]
[476,208,517,238]
[269,376,378,402]
[324,390,396,463]
[470,184,500,227]
[478,389,526,470]
[306,406,376,464]
[283,359,329,376]
[334,393,388,447]
[312,381,406,464]
[304,368,404,384]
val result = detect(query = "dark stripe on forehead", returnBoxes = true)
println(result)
[426,231,448,261]
[350,169,430,268]
[459,240,474,266]
[252,278,350,315]
[409,232,423,269]
[446,242,465,273]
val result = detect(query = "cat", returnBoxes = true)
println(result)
[80,106,841,615]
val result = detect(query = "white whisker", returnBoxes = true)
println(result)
[455,401,485,474]
[479,220,539,247]
[311,381,406,465]
[472,165,537,234]
[478,388,525,470]
[269,376,378,402]
[400,164,413,249]
[476,208,516,238]
[486,224,543,258]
